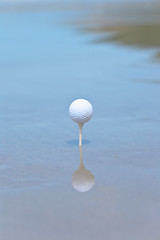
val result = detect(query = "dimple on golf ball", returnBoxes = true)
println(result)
[69,99,93,124]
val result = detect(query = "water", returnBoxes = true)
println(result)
[0,2,160,240]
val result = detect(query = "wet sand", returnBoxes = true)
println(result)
[0,4,160,240]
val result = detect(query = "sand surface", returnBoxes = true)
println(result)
[0,6,160,240]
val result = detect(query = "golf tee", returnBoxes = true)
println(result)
[78,123,84,147]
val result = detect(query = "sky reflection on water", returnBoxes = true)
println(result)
[0,2,160,240]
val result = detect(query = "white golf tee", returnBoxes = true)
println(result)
[78,123,84,147]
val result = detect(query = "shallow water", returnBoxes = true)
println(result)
[0,2,160,240]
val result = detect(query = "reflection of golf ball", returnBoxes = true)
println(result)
[69,99,93,124]
[72,169,95,192]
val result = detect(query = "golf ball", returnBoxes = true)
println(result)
[69,99,93,124]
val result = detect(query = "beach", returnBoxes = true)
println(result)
[0,2,160,239]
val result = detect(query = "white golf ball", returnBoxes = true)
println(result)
[69,99,93,124]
